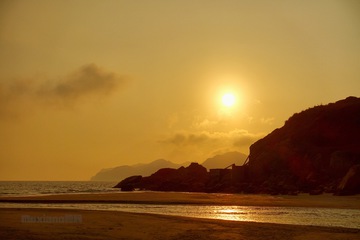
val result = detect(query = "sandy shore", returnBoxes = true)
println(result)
[1,192,360,239]
[1,208,359,240]
[0,191,360,209]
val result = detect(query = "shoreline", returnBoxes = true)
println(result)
[1,193,360,239]
[1,208,359,240]
[0,192,360,209]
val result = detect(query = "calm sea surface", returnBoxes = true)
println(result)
[1,181,360,229]
[0,181,118,196]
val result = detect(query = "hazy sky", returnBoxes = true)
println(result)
[1,0,359,180]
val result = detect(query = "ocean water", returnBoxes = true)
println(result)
[0,181,118,196]
[1,181,360,229]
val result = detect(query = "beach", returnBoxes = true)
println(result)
[1,208,359,240]
[1,192,360,239]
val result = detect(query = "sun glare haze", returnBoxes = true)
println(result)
[0,0,359,181]
[1,2,360,239]
[222,93,236,107]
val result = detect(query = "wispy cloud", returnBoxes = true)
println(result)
[191,118,219,129]
[160,129,264,149]
[37,64,122,101]
[260,117,275,125]
[0,64,127,119]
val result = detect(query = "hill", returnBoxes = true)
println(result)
[247,96,360,195]
[92,151,246,182]
[201,151,247,169]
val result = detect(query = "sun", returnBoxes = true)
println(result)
[222,93,236,107]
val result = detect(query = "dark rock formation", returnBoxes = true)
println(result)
[336,164,360,195]
[114,97,360,195]
[115,163,209,192]
[113,175,142,191]
[247,96,360,194]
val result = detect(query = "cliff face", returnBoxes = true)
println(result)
[247,96,360,194]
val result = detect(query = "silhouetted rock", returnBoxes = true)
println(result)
[114,163,209,192]
[247,96,360,194]
[114,175,142,191]
[144,162,209,192]
[114,97,360,195]
[336,164,360,195]
[330,151,359,177]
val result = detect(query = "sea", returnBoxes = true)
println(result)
[0,181,119,196]
[1,181,360,229]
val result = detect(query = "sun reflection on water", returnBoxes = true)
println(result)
[2,203,359,229]
[212,206,253,221]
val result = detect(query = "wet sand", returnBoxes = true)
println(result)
[1,192,360,209]
[1,208,359,240]
[0,192,359,239]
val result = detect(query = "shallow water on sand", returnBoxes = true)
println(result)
[2,203,360,229]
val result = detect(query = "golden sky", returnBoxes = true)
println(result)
[0,0,359,180]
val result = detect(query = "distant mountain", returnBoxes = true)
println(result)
[91,159,187,181]
[201,151,247,169]
[92,151,247,182]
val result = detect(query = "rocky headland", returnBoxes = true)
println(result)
[115,97,360,195]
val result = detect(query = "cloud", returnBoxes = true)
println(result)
[162,131,210,146]
[161,129,264,149]
[159,129,265,162]
[192,118,219,129]
[0,64,127,119]
[38,64,122,101]
[260,117,275,125]
[0,79,35,119]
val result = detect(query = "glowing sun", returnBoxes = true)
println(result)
[222,93,236,107]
